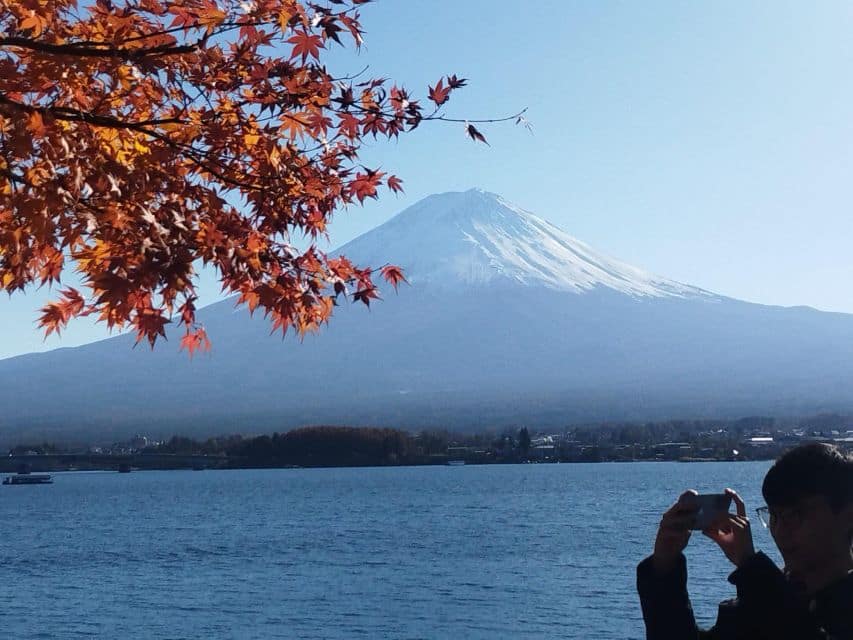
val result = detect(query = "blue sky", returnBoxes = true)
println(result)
[2,0,853,359]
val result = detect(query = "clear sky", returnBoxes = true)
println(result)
[2,0,853,359]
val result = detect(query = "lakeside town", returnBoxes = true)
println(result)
[4,414,852,472]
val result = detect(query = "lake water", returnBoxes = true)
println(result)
[1,462,781,639]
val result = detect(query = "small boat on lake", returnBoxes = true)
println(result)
[3,474,53,485]
[446,460,466,466]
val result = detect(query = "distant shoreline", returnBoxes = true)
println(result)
[5,421,849,473]
[0,455,772,475]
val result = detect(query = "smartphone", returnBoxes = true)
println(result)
[686,493,732,530]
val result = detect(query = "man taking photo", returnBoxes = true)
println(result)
[637,442,852,639]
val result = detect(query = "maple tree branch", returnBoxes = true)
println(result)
[0,94,184,130]
[0,94,260,192]
[0,36,200,59]
[72,23,205,47]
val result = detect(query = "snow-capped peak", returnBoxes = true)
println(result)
[334,188,711,299]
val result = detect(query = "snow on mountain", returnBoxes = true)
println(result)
[336,188,711,299]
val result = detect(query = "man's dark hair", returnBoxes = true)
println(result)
[762,442,853,511]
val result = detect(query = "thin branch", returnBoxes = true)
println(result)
[139,126,266,192]
[0,129,20,194]
[426,107,529,125]
[329,64,370,83]
[0,167,25,190]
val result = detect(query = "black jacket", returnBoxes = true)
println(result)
[636,551,853,639]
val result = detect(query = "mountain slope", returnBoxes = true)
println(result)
[1,189,852,444]
[335,189,709,298]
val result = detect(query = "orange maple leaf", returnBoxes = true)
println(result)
[380,265,407,291]
[180,327,212,357]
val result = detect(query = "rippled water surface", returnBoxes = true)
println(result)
[1,462,780,639]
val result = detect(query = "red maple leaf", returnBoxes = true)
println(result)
[337,112,360,139]
[465,122,489,146]
[350,170,384,203]
[447,74,467,89]
[353,286,380,307]
[390,86,409,113]
[428,79,450,106]
[134,309,170,348]
[287,30,324,62]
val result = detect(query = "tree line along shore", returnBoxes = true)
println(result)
[4,414,852,472]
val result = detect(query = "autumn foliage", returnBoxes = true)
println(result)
[0,0,517,354]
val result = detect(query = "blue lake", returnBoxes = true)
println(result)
[1,461,780,639]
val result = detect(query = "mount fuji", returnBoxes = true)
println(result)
[336,189,708,298]
[2,188,853,444]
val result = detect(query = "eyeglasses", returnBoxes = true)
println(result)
[755,505,805,529]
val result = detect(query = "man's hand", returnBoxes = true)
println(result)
[653,490,699,573]
[702,488,756,567]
